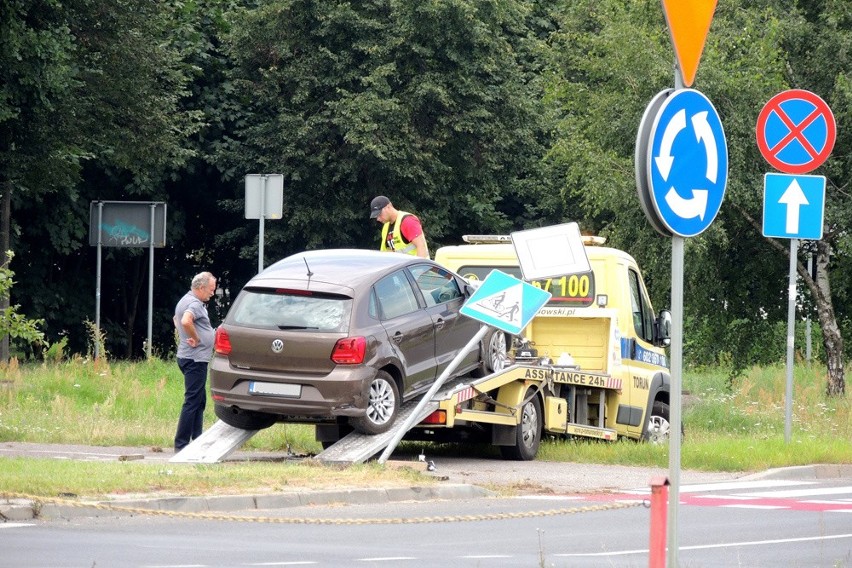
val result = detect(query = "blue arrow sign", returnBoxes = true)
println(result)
[460,270,551,335]
[763,173,825,240]
[647,89,728,237]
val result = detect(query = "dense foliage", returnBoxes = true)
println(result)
[1,0,849,394]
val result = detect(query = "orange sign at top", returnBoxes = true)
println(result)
[661,0,718,87]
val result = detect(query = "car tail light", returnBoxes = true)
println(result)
[331,337,366,364]
[214,328,232,355]
[420,410,447,425]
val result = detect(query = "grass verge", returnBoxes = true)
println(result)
[1,356,849,497]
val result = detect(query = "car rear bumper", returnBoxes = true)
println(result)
[209,355,376,418]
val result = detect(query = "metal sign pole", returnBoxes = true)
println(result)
[667,236,684,568]
[664,59,687,568]
[147,204,155,359]
[378,325,489,464]
[258,175,266,274]
[806,253,812,362]
[785,238,798,443]
[95,202,103,359]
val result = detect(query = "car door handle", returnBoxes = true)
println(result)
[435,318,445,330]
[392,331,404,343]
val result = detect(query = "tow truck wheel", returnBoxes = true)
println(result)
[472,329,509,377]
[214,403,277,431]
[646,401,671,443]
[500,389,542,460]
[350,371,400,435]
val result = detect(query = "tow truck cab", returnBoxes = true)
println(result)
[433,235,672,442]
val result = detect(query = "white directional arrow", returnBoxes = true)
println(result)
[654,109,686,181]
[778,179,809,234]
[665,187,709,220]
[692,111,718,183]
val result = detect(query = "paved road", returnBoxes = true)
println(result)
[3,476,851,568]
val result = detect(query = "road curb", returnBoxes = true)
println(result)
[742,463,852,481]
[5,484,494,521]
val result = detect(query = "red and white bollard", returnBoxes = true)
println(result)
[649,476,670,568]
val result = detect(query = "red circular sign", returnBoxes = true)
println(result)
[755,89,836,174]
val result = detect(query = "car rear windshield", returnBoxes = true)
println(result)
[229,287,351,332]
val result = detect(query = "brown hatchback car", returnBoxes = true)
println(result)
[210,249,501,437]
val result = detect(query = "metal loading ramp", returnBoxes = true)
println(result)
[169,419,259,464]
[168,397,440,466]
[314,398,439,464]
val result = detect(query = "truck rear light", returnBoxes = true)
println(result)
[420,410,447,425]
[214,328,232,355]
[331,337,366,364]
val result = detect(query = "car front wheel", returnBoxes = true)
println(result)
[350,371,400,435]
[472,329,509,377]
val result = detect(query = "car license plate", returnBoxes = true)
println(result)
[248,381,301,398]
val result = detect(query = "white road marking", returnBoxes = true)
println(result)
[246,563,318,566]
[735,486,852,499]
[555,533,852,557]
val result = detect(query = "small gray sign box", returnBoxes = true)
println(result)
[245,174,284,219]
[89,201,167,248]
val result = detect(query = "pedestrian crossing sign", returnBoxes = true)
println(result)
[460,270,552,335]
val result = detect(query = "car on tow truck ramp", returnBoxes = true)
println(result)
[210,249,502,437]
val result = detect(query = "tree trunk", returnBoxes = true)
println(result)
[801,241,845,396]
[734,203,845,397]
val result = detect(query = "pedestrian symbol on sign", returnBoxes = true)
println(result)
[460,270,551,335]
[472,287,523,326]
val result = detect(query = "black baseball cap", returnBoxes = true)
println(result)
[370,195,390,219]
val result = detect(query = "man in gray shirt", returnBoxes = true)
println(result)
[173,271,217,452]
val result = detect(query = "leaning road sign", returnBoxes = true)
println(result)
[460,270,551,335]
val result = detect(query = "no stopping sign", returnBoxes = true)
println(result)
[756,89,836,174]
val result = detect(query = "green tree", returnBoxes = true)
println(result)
[0,252,44,348]
[219,0,557,263]
[546,0,847,395]
[1,0,204,358]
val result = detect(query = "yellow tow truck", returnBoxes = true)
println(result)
[397,235,673,460]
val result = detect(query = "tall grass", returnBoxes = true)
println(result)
[1,357,850,471]
[0,356,319,452]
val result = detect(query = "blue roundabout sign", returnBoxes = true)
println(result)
[646,89,728,237]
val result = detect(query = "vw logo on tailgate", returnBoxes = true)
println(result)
[270,339,284,353]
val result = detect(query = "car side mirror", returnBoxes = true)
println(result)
[463,280,481,297]
[654,310,672,348]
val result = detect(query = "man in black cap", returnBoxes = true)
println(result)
[369,195,429,258]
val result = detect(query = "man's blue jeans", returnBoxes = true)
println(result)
[175,358,208,450]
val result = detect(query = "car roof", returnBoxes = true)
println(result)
[247,249,425,294]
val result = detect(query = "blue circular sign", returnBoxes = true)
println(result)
[647,89,728,237]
